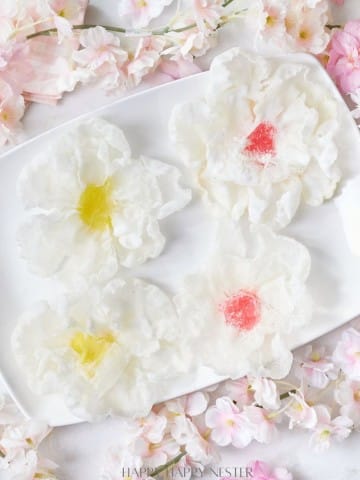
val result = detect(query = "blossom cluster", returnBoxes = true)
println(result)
[100,325,360,480]
[0,394,57,480]
[0,0,335,148]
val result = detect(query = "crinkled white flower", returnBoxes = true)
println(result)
[174,222,312,379]
[12,278,192,420]
[18,118,191,285]
[170,48,340,230]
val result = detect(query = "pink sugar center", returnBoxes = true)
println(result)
[244,122,277,157]
[221,290,261,331]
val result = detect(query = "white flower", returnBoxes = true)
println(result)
[309,405,353,452]
[285,392,317,430]
[73,27,128,92]
[118,0,174,29]
[295,345,338,389]
[335,380,360,430]
[12,277,191,420]
[174,222,312,379]
[170,48,340,230]
[17,118,191,286]
[251,377,280,410]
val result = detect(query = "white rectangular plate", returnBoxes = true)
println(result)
[1,53,360,426]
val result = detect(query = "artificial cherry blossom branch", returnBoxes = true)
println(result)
[151,451,187,477]
[26,0,239,40]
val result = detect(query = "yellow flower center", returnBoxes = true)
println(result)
[137,0,147,7]
[299,29,310,40]
[310,352,321,362]
[78,179,114,231]
[354,390,360,402]
[70,331,116,376]
[266,15,276,27]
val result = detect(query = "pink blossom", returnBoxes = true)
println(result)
[134,434,179,468]
[138,412,167,444]
[118,0,173,29]
[127,36,166,87]
[192,0,224,32]
[242,406,278,444]
[165,391,209,418]
[0,41,32,95]
[0,81,25,146]
[251,377,280,410]
[147,59,201,86]
[285,392,318,430]
[335,380,360,429]
[332,0,345,5]
[222,378,254,407]
[0,421,51,453]
[309,405,353,452]
[73,26,128,92]
[164,16,217,61]
[333,328,360,380]
[295,345,337,389]
[327,21,360,94]
[248,460,293,480]
[205,397,252,447]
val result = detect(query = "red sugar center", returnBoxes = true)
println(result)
[220,290,261,331]
[244,122,277,157]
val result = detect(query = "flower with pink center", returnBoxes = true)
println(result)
[335,380,360,429]
[284,392,317,430]
[242,406,278,444]
[205,397,253,448]
[327,20,360,94]
[175,223,312,379]
[170,49,340,230]
[332,0,344,4]
[309,405,353,452]
[0,81,25,146]
[333,328,360,380]
[295,345,338,389]
[118,0,174,29]
[73,26,128,92]
[248,460,293,480]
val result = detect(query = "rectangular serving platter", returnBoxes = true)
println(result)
[1,53,360,426]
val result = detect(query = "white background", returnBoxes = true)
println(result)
[2,0,360,479]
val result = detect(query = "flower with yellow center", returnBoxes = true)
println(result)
[12,277,190,420]
[17,118,191,285]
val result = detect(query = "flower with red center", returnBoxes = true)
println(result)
[170,49,340,230]
[220,290,261,331]
[175,222,312,379]
[244,122,277,158]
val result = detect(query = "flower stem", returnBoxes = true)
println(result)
[26,0,238,40]
[280,389,297,400]
[152,451,187,477]
[326,24,342,30]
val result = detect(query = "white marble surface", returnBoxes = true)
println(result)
[2,1,360,479]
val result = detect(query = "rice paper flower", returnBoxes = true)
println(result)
[12,277,191,420]
[17,118,191,286]
[174,222,312,379]
[170,48,340,230]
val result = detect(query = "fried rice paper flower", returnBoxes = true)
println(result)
[17,117,191,284]
[174,222,312,379]
[170,48,340,230]
[12,278,191,420]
